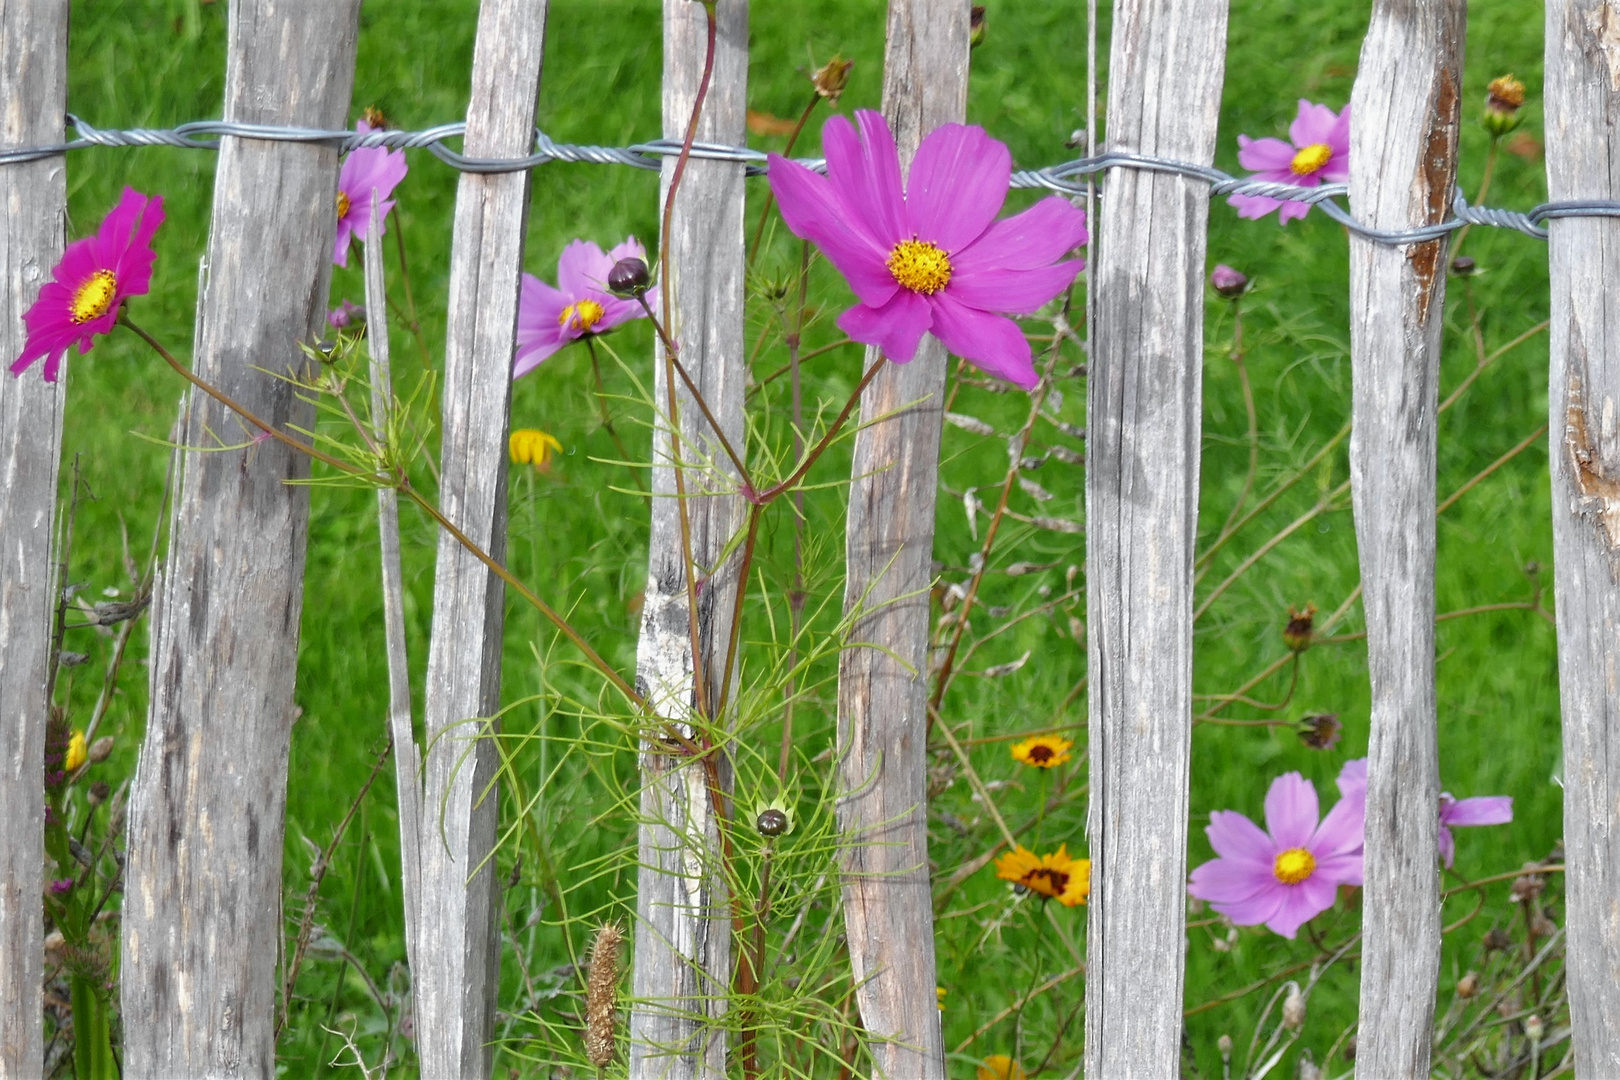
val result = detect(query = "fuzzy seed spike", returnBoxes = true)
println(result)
[584,922,625,1070]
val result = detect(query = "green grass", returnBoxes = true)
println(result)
[44,0,1563,1076]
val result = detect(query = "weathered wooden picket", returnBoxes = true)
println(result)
[3,0,1620,1077]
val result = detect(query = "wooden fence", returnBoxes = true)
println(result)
[2,0,1619,1077]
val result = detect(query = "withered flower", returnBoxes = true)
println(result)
[811,56,853,106]
[1297,713,1343,751]
[1283,604,1317,653]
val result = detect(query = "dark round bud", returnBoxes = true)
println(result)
[756,808,789,837]
[608,257,651,297]
[88,781,111,807]
[1211,263,1249,299]
[1450,255,1477,276]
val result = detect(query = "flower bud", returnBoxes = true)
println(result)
[1217,1034,1233,1060]
[1281,982,1306,1030]
[1297,713,1343,751]
[327,300,366,330]
[88,736,114,764]
[88,781,111,807]
[58,651,90,668]
[1483,926,1513,953]
[1298,1058,1323,1080]
[1210,263,1249,299]
[756,808,790,837]
[1483,75,1526,137]
[1525,1014,1544,1043]
[607,257,651,297]
[1283,604,1316,653]
[1450,255,1477,277]
[1456,970,1479,999]
[970,5,988,48]
[49,879,74,895]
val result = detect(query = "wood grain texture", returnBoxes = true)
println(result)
[834,3,967,1075]
[413,2,546,1076]
[1083,2,1227,1074]
[1545,1,1620,1071]
[628,0,748,1075]
[0,3,68,1076]
[1346,2,1463,1075]
[362,211,421,987]
[119,4,361,1076]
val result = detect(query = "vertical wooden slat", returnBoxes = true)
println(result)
[628,0,748,1074]
[834,3,967,1075]
[1346,2,1463,1075]
[0,3,69,1076]
[120,3,361,1075]
[1545,0,1620,1070]
[413,1,547,1075]
[1083,1,1227,1073]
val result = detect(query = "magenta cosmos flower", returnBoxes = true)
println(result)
[334,120,408,268]
[1188,771,1364,938]
[513,237,652,379]
[10,187,165,383]
[1334,757,1512,867]
[767,110,1087,391]
[1228,99,1350,224]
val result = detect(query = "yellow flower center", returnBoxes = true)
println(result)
[887,239,952,295]
[1290,143,1333,176]
[336,190,351,221]
[1273,847,1316,885]
[559,299,606,333]
[70,270,118,325]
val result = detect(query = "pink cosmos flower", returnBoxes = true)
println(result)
[767,110,1088,390]
[334,120,408,268]
[1228,99,1350,224]
[327,299,366,329]
[513,237,652,379]
[1335,757,1513,867]
[10,187,165,383]
[1188,771,1364,939]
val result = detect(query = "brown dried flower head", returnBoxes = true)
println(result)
[1283,604,1317,653]
[585,922,625,1069]
[361,105,391,130]
[1456,970,1479,999]
[812,57,853,106]
[1297,713,1342,751]
[1486,75,1526,112]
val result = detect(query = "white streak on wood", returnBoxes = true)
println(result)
[629,0,748,1074]
[1546,0,1620,1070]
[834,3,967,1076]
[412,2,547,1076]
[0,2,69,1076]
[1346,2,1463,1076]
[1083,1,1227,1074]
[120,3,361,1075]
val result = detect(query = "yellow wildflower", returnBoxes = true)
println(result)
[1010,733,1073,769]
[994,843,1090,907]
[64,730,87,773]
[977,1055,1027,1080]
[509,428,562,472]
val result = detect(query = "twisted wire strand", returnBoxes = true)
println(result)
[4,115,1619,245]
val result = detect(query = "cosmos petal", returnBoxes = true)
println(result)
[1237,135,1299,173]
[928,293,1036,389]
[1264,772,1319,852]
[768,154,898,309]
[822,111,907,249]
[906,123,1010,252]
[836,290,933,363]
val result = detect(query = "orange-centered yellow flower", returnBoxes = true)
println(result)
[994,844,1090,907]
[1010,733,1074,769]
[977,1054,1027,1080]
[510,428,562,471]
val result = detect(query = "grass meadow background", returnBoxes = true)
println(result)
[50,0,1556,1075]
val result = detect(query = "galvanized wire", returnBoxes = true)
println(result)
[4,114,1618,245]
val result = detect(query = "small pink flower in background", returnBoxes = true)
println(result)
[1228,99,1350,224]
[1439,793,1513,868]
[49,879,74,895]
[513,237,653,379]
[333,119,408,268]
[327,299,366,329]
[767,110,1088,390]
[1188,771,1364,939]
[10,187,165,383]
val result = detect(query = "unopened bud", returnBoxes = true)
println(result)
[1281,982,1306,1030]
[88,781,110,807]
[1525,1014,1544,1043]
[58,651,90,668]
[1456,970,1479,999]
[88,736,114,764]
[1297,1057,1323,1080]
[1450,255,1477,277]
[1210,263,1249,299]
[1283,604,1316,653]
[1217,1034,1233,1060]
[607,257,651,297]
[1483,926,1513,952]
[970,5,988,47]
[1211,937,1231,953]
[756,808,789,837]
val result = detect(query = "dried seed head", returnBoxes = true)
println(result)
[1281,981,1306,1030]
[361,105,391,130]
[1282,604,1316,653]
[1217,1034,1233,1059]
[1531,913,1557,938]
[1483,926,1513,953]
[1483,76,1526,136]
[1456,970,1479,999]
[88,736,115,764]
[88,781,111,807]
[1509,868,1545,903]
[1297,713,1343,751]
[584,922,624,1069]
[1297,1055,1323,1080]
[811,56,853,104]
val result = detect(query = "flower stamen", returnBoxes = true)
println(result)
[1273,847,1316,885]
[887,239,952,295]
[336,190,351,222]
[559,299,606,333]
[1290,143,1333,176]
[70,270,118,325]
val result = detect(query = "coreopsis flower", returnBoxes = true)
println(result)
[1010,733,1074,769]
[1228,100,1350,224]
[994,844,1090,907]
[64,731,87,773]
[1439,792,1513,868]
[513,238,653,379]
[976,1055,1026,1080]
[767,110,1088,390]
[333,120,407,268]
[10,187,165,382]
[1187,771,1363,938]
[509,428,562,471]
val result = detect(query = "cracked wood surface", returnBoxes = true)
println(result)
[0,2,68,1077]
[1346,1,1464,1076]
[1084,1,1228,1074]
[1546,0,1620,1071]
[119,3,361,1076]
[628,0,748,1075]
[834,2,967,1076]
[414,1,547,1076]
